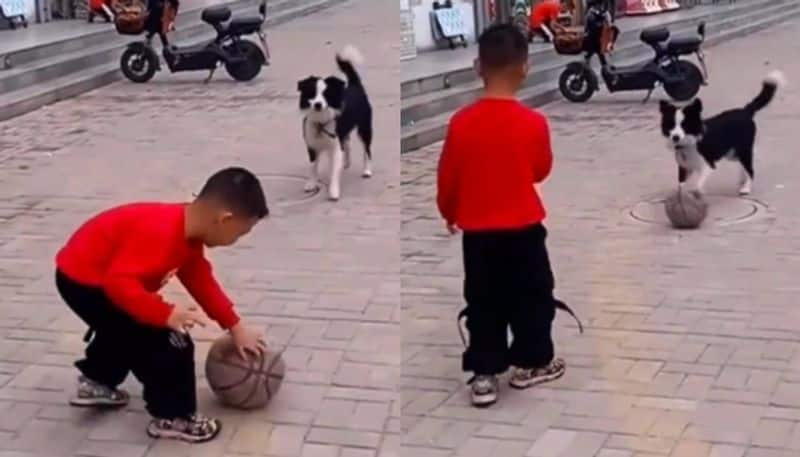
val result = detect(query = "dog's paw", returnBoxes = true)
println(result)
[738,187,751,196]
[328,186,340,201]
[304,181,320,193]
[362,169,372,178]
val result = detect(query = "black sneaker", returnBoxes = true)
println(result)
[146,413,222,443]
[509,358,566,389]
[69,375,130,407]
[469,375,499,407]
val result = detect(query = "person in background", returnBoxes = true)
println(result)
[583,0,613,65]
[144,0,179,47]
[529,0,562,42]
[88,0,114,23]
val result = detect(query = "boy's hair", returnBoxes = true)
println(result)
[197,167,269,219]
[478,23,528,71]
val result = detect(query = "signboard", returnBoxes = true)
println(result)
[400,0,417,60]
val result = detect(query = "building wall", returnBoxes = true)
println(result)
[411,0,477,52]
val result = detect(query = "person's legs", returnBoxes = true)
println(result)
[504,225,566,389]
[461,230,509,406]
[131,327,220,442]
[55,270,131,407]
[540,20,555,42]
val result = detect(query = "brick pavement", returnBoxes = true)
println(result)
[401,20,800,457]
[0,0,399,456]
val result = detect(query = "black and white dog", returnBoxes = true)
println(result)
[659,70,785,195]
[296,45,373,201]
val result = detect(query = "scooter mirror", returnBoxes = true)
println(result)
[259,0,267,17]
[697,21,706,38]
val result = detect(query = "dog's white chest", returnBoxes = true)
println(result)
[674,147,704,170]
[303,119,339,152]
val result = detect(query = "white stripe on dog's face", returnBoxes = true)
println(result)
[310,79,328,112]
[668,110,686,145]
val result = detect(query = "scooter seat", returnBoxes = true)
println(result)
[228,16,262,35]
[666,35,701,55]
[640,27,670,45]
[201,6,232,24]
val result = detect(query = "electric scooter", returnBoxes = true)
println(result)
[120,0,271,83]
[558,22,709,103]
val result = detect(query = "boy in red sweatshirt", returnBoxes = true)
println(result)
[55,167,268,442]
[437,24,565,407]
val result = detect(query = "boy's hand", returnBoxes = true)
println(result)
[230,322,267,360]
[446,222,459,235]
[166,304,208,333]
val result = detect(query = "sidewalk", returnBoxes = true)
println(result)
[0,0,399,455]
[401,18,800,457]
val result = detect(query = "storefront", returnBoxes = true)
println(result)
[402,0,576,56]
[0,0,35,23]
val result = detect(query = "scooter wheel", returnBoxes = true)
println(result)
[120,46,158,83]
[664,61,703,101]
[225,41,264,82]
[558,66,595,103]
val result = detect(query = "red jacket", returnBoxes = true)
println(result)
[437,98,553,231]
[530,1,561,29]
[56,202,240,329]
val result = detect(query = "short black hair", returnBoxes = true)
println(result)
[197,167,269,219]
[478,23,528,70]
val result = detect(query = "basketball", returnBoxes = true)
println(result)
[204,334,286,410]
[664,188,708,229]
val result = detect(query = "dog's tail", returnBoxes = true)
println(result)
[745,70,786,116]
[336,45,364,87]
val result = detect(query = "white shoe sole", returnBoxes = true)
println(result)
[471,392,498,407]
[146,420,222,443]
[509,368,565,389]
[69,396,128,407]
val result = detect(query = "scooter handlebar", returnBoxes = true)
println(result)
[697,21,706,39]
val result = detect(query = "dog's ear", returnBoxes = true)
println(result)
[659,100,675,115]
[684,98,703,117]
[297,76,317,92]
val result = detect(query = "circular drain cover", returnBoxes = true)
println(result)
[257,174,319,209]
[629,194,766,226]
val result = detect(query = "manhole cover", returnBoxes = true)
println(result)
[629,194,767,227]
[257,173,320,209]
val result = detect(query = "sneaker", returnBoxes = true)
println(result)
[469,375,499,407]
[146,413,222,443]
[509,358,566,389]
[69,375,130,407]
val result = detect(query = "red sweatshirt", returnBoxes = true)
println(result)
[55,202,240,329]
[437,98,553,231]
[530,1,561,29]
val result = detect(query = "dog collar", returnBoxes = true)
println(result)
[314,121,336,139]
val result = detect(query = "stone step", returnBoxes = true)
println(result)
[401,0,793,127]
[0,0,256,95]
[400,0,788,100]
[400,0,800,153]
[0,0,345,122]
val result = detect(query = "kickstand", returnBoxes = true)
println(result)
[642,88,654,104]
[204,68,216,84]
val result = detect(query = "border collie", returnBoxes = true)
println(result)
[296,45,373,201]
[659,70,785,195]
